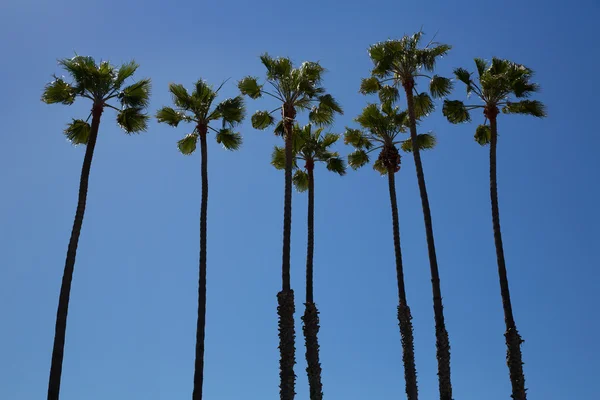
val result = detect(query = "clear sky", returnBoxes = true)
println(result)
[1,0,598,399]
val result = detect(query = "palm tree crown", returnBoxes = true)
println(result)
[156,80,245,153]
[42,55,151,139]
[272,124,346,188]
[443,57,546,141]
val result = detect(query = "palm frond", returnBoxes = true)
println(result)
[442,100,471,123]
[192,79,215,103]
[502,100,546,117]
[413,92,435,118]
[42,77,77,105]
[251,110,275,130]
[169,83,193,109]
[372,159,388,175]
[401,133,437,152]
[326,156,346,175]
[344,128,373,150]
[215,96,246,126]
[215,128,242,150]
[119,78,151,108]
[356,103,384,130]
[262,54,293,81]
[238,76,263,99]
[473,58,487,77]
[378,85,400,104]
[271,146,287,170]
[429,75,453,98]
[348,149,369,170]
[58,55,98,94]
[360,77,381,95]
[117,107,149,133]
[156,106,187,127]
[115,60,139,87]
[178,133,199,155]
[474,124,491,146]
[293,170,310,192]
[321,133,340,148]
[64,119,91,145]
[453,68,473,88]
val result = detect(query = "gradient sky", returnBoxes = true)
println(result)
[1,0,598,399]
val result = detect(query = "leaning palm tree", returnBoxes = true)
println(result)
[42,55,150,400]
[442,58,546,400]
[344,99,435,400]
[238,54,342,400]
[156,79,245,400]
[360,32,454,400]
[272,124,346,400]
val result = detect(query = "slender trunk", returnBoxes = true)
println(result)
[404,83,452,400]
[192,127,209,400]
[489,114,527,400]
[47,104,103,400]
[278,106,296,400]
[387,167,418,400]
[301,164,323,400]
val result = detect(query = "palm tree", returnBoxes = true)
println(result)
[272,124,346,400]
[156,79,245,400]
[360,32,454,400]
[442,58,546,400]
[238,54,342,400]
[344,99,435,400]
[42,55,150,400]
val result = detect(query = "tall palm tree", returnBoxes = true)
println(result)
[344,99,435,400]
[42,55,150,400]
[238,54,342,400]
[443,58,546,400]
[156,79,245,400]
[360,32,454,400]
[272,124,346,400]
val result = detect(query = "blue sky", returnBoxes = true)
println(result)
[1,0,598,399]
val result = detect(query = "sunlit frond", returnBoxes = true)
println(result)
[344,128,373,150]
[378,85,399,104]
[502,100,546,117]
[215,96,246,126]
[372,159,388,175]
[117,107,149,133]
[474,124,491,146]
[251,110,275,129]
[293,170,309,192]
[348,149,369,170]
[238,76,263,99]
[401,133,437,152]
[271,146,287,170]
[326,156,346,175]
[156,106,188,127]
[178,133,199,155]
[360,77,381,95]
[474,58,487,77]
[64,119,90,145]
[169,83,193,109]
[42,77,77,105]
[413,92,434,118]
[442,100,471,123]
[429,75,453,98]
[115,60,139,87]
[119,78,151,108]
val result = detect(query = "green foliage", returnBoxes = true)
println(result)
[401,133,437,153]
[261,54,293,81]
[156,107,186,127]
[215,129,242,150]
[57,55,100,95]
[326,156,346,176]
[378,85,399,104]
[360,77,381,94]
[344,128,373,150]
[271,146,287,170]
[251,110,275,129]
[293,170,310,192]
[356,103,384,131]
[42,78,76,105]
[117,107,149,133]
[64,119,90,145]
[429,75,453,98]
[474,58,487,77]
[115,60,139,87]
[169,83,192,109]
[372,159,388,175]
[309,94,343,126]
[119,78,151,108]
[215,96,246,126]
[238,76,262,99]
[413,92,434,118]
[348,149,369,170]
[177,133,199,155]
[443,100,471,123]
[502,100,546,117]
[474,124,491,146]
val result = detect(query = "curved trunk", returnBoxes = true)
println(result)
[192,128,209,400]
[47,104,103,400]
[387,167,418,400]
[301,165,324,400]
[278,108,296,400]
[404,84,452,400]
[489,115,527,400]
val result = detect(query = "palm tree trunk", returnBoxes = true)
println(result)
[278,107,296,400]
[47,104,103,400]
[387,166,418,400]
[404,84,452,400]
[192,127,209,400]
[489,115,527,400]
[301,164,323,400]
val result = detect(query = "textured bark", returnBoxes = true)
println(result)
[387,164,418,400]
[279,104,297,400]
[302,165,324,400]
[192,126,209,400]
[302,302,323,400]
[404,82,452,400]
[488,112,527,400]
[47,104,103,400]
[278,289,297,400]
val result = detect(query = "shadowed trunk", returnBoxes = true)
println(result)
[404,83,452,400]
[301,164,324,400]
[278,106,296,400]
[47,104,103,400]
[489,113,527,400]
[192,126,209,400]
[387,165,418,400]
